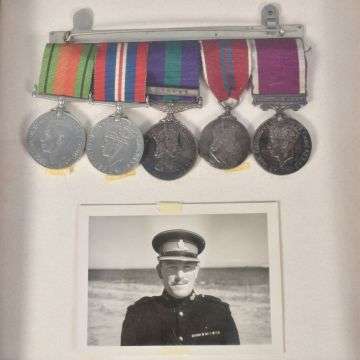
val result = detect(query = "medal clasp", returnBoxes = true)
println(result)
[113,102,126,121]
[53,97,66,118]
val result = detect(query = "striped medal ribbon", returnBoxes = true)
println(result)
[200,39,251,107]
[86,42,149,175]
[198,40,251,170]
[141,41,201,181]
[147,41,201,103]
[251,39,311,175]
[38,43,96,99]
[93,42,149,103]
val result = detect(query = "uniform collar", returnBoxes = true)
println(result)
[161,289,196,306]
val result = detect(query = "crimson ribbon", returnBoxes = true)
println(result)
[200,40,251,105]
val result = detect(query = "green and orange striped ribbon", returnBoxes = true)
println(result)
[38,43,96,99]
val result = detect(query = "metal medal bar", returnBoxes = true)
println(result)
[49,5,304,43]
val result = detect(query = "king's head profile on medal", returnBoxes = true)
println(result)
[121,229,240,346]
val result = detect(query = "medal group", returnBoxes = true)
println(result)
[27,37,312,180]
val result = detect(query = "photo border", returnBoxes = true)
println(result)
[77,202,283,360]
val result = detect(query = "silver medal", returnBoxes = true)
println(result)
[253,111,312,175]
[26,103,86,169]
[199,107,250,169]
[86,108,144,175]
[142,113,197,180]
[141,100,201,180]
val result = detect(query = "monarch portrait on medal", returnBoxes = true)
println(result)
[77,203,283,354]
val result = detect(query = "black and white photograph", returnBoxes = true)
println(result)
[78,202,283,352]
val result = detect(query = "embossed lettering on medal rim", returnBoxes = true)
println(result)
[86,116,144,175]
[26,110,86,169]
[142,119,197,181]
[253,114,312,175]
[199,113,251,170]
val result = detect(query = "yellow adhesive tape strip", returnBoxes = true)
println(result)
[160,347,191,356]
[224,161,250,173]
[158,202,183,215]
[46,167,73,176]
[105,170,136,182]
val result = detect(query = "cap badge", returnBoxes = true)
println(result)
[177,239,186,250]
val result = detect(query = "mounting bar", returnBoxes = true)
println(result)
[49,4,304,44]
[50,25,304,43]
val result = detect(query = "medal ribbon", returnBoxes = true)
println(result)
[93,42,149,103]
[251,39,306,95]
[147,41,200,102]
[38,43,96,99]
[200,40,251,105]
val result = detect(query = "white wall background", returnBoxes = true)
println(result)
[0,0,359,360]
[89,214,268,269]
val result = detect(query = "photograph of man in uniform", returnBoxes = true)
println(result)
[120,229,240,345]
[87,212,273,347]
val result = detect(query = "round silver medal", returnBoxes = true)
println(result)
[141,116,197,180]
[198,112,251,169]
[26,109,86,169]
[86,115,144,175]
[253,112,312,175]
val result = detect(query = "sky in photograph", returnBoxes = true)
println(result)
[89,213,269,269]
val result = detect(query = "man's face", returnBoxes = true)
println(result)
[157,260,199,299]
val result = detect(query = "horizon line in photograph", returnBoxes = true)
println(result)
[88,267,270,288]
[89,264,270,270]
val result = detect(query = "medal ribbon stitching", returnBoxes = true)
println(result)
[77,43,96,98]
[93,42,149,103]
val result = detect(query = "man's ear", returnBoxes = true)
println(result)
[195,262,200,276]
[156,263,163,279]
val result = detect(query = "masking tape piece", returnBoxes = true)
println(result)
[224,161,250,173]
[158,202,183,215]
[46,167,74,176]
[160,347,191,356]
[105,170,136,182]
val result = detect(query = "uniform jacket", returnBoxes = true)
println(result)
[121,291,240,346]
